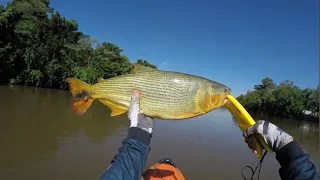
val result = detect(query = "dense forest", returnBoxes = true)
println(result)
[237,78,319,121]
[0,0,156,89]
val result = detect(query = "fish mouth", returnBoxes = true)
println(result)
[221,87,231,106]
[211,90,231,109]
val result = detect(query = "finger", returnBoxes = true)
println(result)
[245,126,256,137]
[130,90,140,106]
[255,120,265,124]
[248,142,256,150]
[243,132,253,140]
[222,99,228,106]
[253,150,257,155]
[245,122,264,137]
[129,90,141,115]
[244,136,253,143]
[132,89,140,97]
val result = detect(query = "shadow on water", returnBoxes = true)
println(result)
[0,85,127,169]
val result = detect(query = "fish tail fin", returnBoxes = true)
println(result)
[66,78,94,115]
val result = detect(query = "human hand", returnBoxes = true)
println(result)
[243,120,294,154]
[128,90,153,134]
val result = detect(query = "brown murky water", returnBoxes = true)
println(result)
[0,85,319,180]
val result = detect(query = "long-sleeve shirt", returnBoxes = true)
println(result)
[100,127,319,180]
[100,127,151,180]
[276,141,319,180]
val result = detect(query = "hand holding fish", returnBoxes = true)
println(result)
[128,90,153,134]
[243,120,294,154]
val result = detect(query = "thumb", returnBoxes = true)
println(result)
[245,125,256,137]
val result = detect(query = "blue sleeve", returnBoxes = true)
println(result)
[100,127,152,180]
[276,141,319,180]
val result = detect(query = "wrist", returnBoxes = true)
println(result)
[130,124,153,134]
[127,127,152,145]
[139,126,153,134]
[276,133,294,152]
[130,116,153,134]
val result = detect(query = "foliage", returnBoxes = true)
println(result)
[237,78,319,120]
[0,0,156,89]
[136,59,157,69]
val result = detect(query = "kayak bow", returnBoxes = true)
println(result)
[142,158,185,180]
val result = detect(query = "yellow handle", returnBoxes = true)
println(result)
[225,95,273,159]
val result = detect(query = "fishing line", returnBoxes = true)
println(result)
[241,151,268,180]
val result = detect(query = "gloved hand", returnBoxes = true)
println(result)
[128,90,153,134]
[243,120,294,153]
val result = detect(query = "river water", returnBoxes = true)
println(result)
[0,85,319,180]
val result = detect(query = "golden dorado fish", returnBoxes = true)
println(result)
[66,64,231,120]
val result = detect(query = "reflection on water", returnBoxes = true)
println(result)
[0,85,319,180]
[0,85,127,169]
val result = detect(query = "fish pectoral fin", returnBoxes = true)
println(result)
[131,64,157,73]
[98,99,128,116]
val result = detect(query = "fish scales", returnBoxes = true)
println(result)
[92,71,206,118]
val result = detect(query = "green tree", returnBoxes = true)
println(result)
[237,91,261,113]
[237,77,319,121]
[136,59,157,69]
[254,77,276,92]
[252,77,276,112]
[0,0,157,89]
[92,42,132,79]
[304,85,320,117]
[272,85,304,118]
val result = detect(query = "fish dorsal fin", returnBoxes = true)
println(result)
[97,77,105,83]
[132,64,156,73]
[98,99,128,116]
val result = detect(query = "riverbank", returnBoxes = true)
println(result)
[248,111,319,123]
[3,83,318,123]
[237,78,319,123]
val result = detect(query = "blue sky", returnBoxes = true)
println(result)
[3,0,319,96]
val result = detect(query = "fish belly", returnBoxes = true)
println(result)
[93,71,207,120]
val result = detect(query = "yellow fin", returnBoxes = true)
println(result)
[98,99,127,116]
[66,78,93,115]
[97,77,104,83]
[132,64,156,73]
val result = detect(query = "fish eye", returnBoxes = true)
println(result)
[224,88,231,94]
